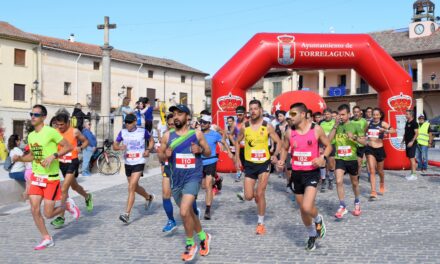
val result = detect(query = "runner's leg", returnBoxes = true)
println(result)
[367,155,377,196]
[125,172,144,215]
[29,195,50,237]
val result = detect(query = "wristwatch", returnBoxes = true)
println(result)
[53,153,59,158]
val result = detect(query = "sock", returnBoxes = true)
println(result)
[354,197,360,204]
[192,200,198,216]
[258,215,264,224]
[198,230,207,241]
[162,198,174,221]
[186,237,195,246]
[43,235,51,240]
[329,170,335,180]
[306,224,318,237]
[313,215,322,223]
[320,168,326,180]
[339,200,346,208]
[205,205,211,213]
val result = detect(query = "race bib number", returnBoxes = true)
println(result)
[59,152,73,163]
[126,151,142,160]
[337,146,352,157]
[31,174,48,187]
[367,129,380,139]
[229,146,236,152]
[176,153,196,169]
[292,151,312,166]
[251,149,267,162]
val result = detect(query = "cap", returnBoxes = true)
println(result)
[418,114,425,119]
[200,114,212,123]
[169,104,191,115]
[24,145,30,152]
[236,106,246,114]
[124,113,137,123]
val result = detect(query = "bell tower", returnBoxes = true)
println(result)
[409,0,438,38]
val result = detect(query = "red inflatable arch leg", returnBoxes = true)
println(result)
[212,33,412,172]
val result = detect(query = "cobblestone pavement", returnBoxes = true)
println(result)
[1,165,440,263]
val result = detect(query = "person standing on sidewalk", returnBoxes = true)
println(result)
[81,120,97,176]
[12,104,75,250]
[402,110,419,180]
[416,114,433,173]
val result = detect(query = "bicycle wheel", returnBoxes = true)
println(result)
[97,153,121,175]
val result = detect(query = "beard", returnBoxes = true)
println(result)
[174,119,186,129]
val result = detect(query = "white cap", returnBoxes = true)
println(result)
[201,114,212,123]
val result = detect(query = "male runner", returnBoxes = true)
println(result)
[284,103,331,251]
[113,113,155,223]
[319,109,336,191]
[351,106,368,177]
[328,104,366,219]
[274,111,290,191]
[50,113,92,228]
[234,106,247,181]
[158,104,212,261]
[235,100,285,235]
[13,105,74,250]
[365,107,373,122]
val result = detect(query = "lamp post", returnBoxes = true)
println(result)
[31,80,39,106]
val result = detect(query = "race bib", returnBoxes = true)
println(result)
[59,152,73,163]
[176,153,196,169]
[367,129,380,139]
[240,140,245,147]
[292,151,312,166]
[337,146,352,157]
[251,149,267,162]
[31,174,48,187]
[126,151,142,160]
[229,146,236,152]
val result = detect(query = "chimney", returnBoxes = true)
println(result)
[69,33,75,42]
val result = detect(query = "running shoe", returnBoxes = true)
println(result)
[406,174,417,181]
[181,244,198,262]
[199,233,212,256]
[50,216,65,229]
[379,182,385,194]
[66,198,81,220]
[285,186,291,194]
[119,213,130,224]
[334,206,348,219]
[145,194,155,211]
[327,179,333,190]
[85,193,93,212]
[352,203,362,216]
[256,223,266,235]
[320,179,326,192]
[305,236,317,251]
[236,192,245,201]
[315,215,326,239]
[34,238,54,250]
[204,210,211,220]
[369,191,377,201]
[162,220,177,233]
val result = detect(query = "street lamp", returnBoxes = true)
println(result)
[262,89,269,101]
[32,80,39,94]
[169,91,176,103]
[118,85,126,98]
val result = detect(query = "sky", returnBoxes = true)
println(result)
[1,0,420,76]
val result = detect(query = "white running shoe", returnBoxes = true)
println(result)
[66,198,81,220]
[34,238,54,250]
[405,174,418,181]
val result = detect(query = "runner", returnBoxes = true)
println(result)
[235,99,285,235]
[113,113,155,224]
[313,112,327,192]
[274,111,290,192]
[12,104,75,250]
[50,113,93,228]
[328,104,366,219]
[319,109,336,191]
[331,111,338,121]
[284,103,331,251]
[234,106,247,182]
[199,113,232,220]
[351,106,368,177]
[365,107,373,122]
[365,108,395,200]
[158,104,212,261]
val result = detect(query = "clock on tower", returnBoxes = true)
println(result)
[409,0,438,39]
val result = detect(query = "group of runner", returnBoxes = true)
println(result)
[16,100,396,259]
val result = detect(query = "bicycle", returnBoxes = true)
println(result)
[80,139,121,175]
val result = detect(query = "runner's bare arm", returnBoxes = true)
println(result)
[14,151,33,162]
[235,127,244,161]
[75,129,89,150]
[283,128,291,152]
[328,123,338,141]
[268,124,283,158]
[58,138,73,157]
[157,131,170,162]
[381,121,396,134]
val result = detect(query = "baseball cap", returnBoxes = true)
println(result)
[200,114,212,123]
[124,113,137,123]
[236,106,246,114]
[169,104,191,115]
[418,114,425,119]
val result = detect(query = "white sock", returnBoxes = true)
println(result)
[320,168,326,180]
[258,215,264,224]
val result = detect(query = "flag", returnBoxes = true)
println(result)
[408,61,413,79]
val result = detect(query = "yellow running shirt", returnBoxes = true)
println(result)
[244,121,270,163]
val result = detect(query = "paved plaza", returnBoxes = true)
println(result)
[1,165,440,263]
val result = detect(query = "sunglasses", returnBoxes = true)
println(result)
[199,120,210,125]
[30,112,44,118]
[289,111,298,117]
[124,120,136,124]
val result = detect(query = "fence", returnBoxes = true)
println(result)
[90,114,123,146]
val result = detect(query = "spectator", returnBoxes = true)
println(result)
[81,120,97,176]
[416,114,433,173]
[72,103,90,131]
[0,128,7,161]
[143,97,160,133]
[152,120,161,146]
[7,134,25,181]
[402,110,419,180]
[430,72,437,89]
[120,97,133,123]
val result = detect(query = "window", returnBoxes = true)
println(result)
[64,82,71,95]
[412,68,418,82]
[91,82,102,110]
[180,92,188,105]
[14,84,25,101]
[13,120,25,139]
[272,82,282,98]
[14,49,25,66]
[148,70,154,78]
[147,88,156,101]
[339,75,347,86]
[324,77,327,88]
[360,79,369,94]
[299,75,304,89]
[181,75,186,83]
[126,87,132,99]
[93,61,100,70]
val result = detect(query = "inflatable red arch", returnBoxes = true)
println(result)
[212,33,414,171]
